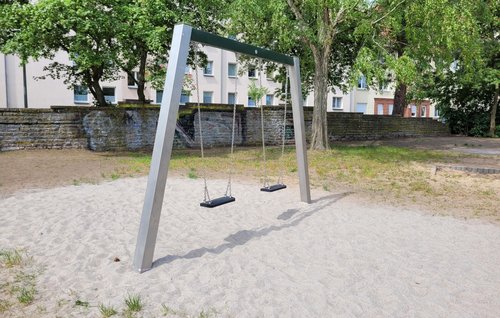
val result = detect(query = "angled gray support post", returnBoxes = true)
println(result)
[288,57,311,203]
[133,24,192,272]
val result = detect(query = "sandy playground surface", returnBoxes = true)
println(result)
[1,176,500,317]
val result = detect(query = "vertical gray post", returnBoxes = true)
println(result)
[288,57,311,203]
[133,24,192,272]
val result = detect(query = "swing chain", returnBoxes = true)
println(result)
[194,47,211,203]
[225,58,239,197]
[258,60,270,188]
[277,70,289,185]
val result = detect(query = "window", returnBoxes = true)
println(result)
[434,108,439,117]
[248,97,256,107]
[156,90,163,104]
[74,85,88,103]
[248,66,256,78]
[355,103,367,114]
[103,87,115,104]
[358,75,367,89]
[332,97,342,109]
[266,94,274,106]
[127,72,138,87]
[228,63,237,77]
[228,92,236,105]
[378,81,388,91]
[410,104,417,117]
[203,91,213,104]
[377,104,384,115]
[203,61,213,76]
[180,91,189,104]
[388,104,394,115]
[421,106,426,117]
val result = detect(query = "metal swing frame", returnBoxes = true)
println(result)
[133,24,311,273]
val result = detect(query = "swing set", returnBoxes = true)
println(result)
[195,53,290,208]
[133,24,311,273]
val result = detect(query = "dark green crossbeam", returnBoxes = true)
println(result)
[190,28,294,66]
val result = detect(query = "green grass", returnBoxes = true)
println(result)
[124,294,143,313]
[99,303,118,317]
[74,299,89,308]
[0,249,24,268]
[17,286,35,305]
[187,168,198,179]
[0,300,11,313]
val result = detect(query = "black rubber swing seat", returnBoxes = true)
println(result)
[260,184,287,192]
[200,196,236,208]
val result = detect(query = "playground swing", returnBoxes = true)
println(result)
[194,50,238,208]
[134,24,311,273]
[259,68,289,193]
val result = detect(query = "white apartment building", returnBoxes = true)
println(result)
[0,49,437,118]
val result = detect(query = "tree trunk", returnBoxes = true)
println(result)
[84,70,107,107]
[488,83,499,137]
[393,82,407,116]
[90,81,107,107]
[136,50,148,103]
[310,51,330,150]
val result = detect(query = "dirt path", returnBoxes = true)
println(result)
[1,136,498,223]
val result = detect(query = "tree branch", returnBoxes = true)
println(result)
[372,0,406,25]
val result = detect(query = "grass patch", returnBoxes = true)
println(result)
[124,294,143,313]
[74,299,89,308]
[0,300,11,313]
[187,168,198,179]
[99,303,118,317]
[0,249,24,268]
[17,286,35,305]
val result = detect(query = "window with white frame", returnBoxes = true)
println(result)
[74,85,88,103]
[410,104,417,117]
[388,104,394,115]
[355,103,367,114]
[228,63,237,77]
[266,94,274,106]
[180,91,189,104]
[248,66,257,78]
[358,75,367,89]
[421,106,426,117]
[377,104,384,115]
[248,96,256,107]
[156,90,163,104]
[378,81,388,91]
[434,107,439,117]
[103,87,116,104]
[203,61,213,76]
[332,97,342,109]
[203,91,213,104]
[127,72,138,88]
[228,92,236,105]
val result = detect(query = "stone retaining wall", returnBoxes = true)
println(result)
[0,105,449,152]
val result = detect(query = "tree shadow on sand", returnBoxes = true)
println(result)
[152,192,353,268]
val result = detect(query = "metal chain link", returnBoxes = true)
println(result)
[277,70,289,185]
[194,47,211,203]
[225,58,238,197]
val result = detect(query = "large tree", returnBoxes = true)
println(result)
[426,0,499,137]
[1,0,123,106]
[357,0,482,116]
[112,0,222,104]
[228,0,372,150]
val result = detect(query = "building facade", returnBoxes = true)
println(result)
[0,49,437,118]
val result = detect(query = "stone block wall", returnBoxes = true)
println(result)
[0,108,87,151]
[0,105,449,152]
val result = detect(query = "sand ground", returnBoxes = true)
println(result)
[1,177,499,317]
